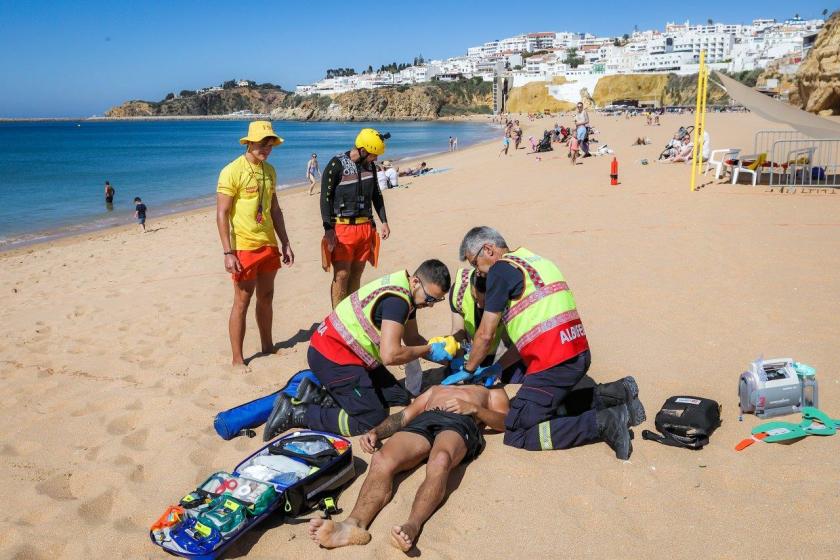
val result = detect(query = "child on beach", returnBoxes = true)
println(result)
[134,197,147,232]
[498,135,510,157]
[569,135,579,165]
[529,136,537,152]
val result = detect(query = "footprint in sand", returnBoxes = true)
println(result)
[106,413,138,435]
[35,473,76,501]
[125,399,143,411]
[122,428,148,451]
[113,454,133,467]
[129,463,147,483]
[11,544,48,560]
[85,446,101,462]
[77,488,115,525]
[1,443,19,456]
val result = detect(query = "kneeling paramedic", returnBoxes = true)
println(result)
[441,266,525,386]
[263,260,454,440]
[455,227,645,460]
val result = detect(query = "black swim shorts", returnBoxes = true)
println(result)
[400,410,485,462]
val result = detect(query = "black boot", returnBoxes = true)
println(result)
[596,404,632,460]
[263,394,309,441]
[294,377,322,405]
[594,376,638,408]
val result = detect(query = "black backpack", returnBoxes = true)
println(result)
[642,396,721,450]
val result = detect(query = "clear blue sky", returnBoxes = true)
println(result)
[0,0,828,117]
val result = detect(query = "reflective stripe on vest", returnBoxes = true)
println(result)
[453,268,471,314]
[499,249,580,353]
[329,271,413,368]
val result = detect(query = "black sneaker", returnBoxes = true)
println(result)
[263,394,308,441]
[596,404,632,460]
[594,376,639,408]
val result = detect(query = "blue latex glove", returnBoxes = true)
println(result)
[474,363,503,387]
[441,370,471,385]
[449,356,465,372]
[426,341,453,362]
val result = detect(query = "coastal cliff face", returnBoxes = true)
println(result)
[106,87,289,117]
[106,81,492,120]
[795,12,840,115]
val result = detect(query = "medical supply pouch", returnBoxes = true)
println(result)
[196,496,249,537]
[150,431,355,559]
[268,434,339,467]
[213,370,321,440]
[642,396,721,450]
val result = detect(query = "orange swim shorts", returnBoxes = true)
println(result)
[332,222,376,263]
[232,245,281,282]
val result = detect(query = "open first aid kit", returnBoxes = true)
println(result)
[150,431,355,559]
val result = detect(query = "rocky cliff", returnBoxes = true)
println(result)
[106,87,289,117]
[795,11,840,115]
[106,80,492,120]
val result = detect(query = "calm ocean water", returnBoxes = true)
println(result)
[0,120,497,248]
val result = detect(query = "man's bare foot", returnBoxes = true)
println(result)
[230,361,251,373]
[390,523,418,552]
[309,518,371,549]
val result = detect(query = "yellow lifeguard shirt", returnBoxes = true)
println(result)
[217,155,278,250]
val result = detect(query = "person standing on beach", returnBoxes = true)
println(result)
[320,128,390,308]
[574,102,591,157]
[307,153,321,196]
[104,181,115,205]
[133,197,147,233]
[452,136,458,150]
[448,136,454,152]
[216,121,295,367]
[498,134,510,157]
[454,226,645,460]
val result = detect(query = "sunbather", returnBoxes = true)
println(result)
[308,384,509,552]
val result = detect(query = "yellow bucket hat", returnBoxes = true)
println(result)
[240,121,284,146]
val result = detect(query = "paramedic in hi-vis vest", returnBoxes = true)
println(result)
[455,227,646,460]
[321,128,391,308]
[263,260,453,440]
[446,266,526,384]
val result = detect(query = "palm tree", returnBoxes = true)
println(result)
[707,18,714,26]
[822,9,829,17]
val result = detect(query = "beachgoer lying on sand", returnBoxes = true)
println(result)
[398,162,432,177]
[633,137,651,146]
[308,384,510,552]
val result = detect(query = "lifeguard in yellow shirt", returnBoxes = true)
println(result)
[216,121,295,367]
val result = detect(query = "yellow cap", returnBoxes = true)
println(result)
[240,121,284,146]
[355,128,386,156]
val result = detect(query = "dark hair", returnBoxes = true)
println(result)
[105,181,110,184]
[414,259,451,292]
[134,197,141,202]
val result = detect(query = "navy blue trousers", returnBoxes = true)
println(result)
[305,347,411,436]
[503,350,600,451]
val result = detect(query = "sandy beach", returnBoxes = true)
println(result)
[1,111,839,559]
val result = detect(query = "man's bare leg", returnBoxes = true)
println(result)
[229,279,256,366]
[254,269,277,353]
[330,260,351,308]
[391,431,467,552]
[310,432,430,549]
[348,260,367,295]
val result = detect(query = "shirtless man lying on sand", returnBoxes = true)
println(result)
[309,384,510,552]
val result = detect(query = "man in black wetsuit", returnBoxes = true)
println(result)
[321,128,391,308]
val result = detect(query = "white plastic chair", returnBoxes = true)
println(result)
[705,148,740,180]
[731,153,763,185]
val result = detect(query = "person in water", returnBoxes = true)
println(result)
[308,384,509,552]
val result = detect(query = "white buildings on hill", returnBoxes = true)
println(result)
[294,15,823,96]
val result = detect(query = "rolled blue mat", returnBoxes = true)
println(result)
[214,370,320,440]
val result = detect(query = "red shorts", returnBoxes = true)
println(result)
[232,246,281,282]
[332,222,375,263]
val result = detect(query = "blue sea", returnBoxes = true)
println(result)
[0,120,497,248]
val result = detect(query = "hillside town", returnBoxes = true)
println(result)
[294,15,823,98]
